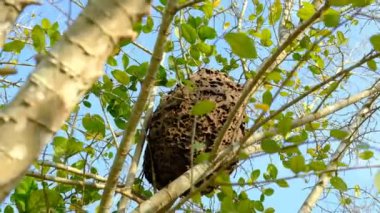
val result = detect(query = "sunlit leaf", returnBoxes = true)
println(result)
[297,2,315,21]
[322,9,340,27]
[331,176,348,191]
[198,25,217,40]
[330,129,349,140]
[358,150,374,160]
[367,59,377,71]
[374,172,380,192]
[112,70,130,85]
[269,0,282,25]
[181,23,197,44]
[191,100,216,116]
[225,32,257,58]
[370,34,380,51]
[261,139,280,153]
[289,155,306,173]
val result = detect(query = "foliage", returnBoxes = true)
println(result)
[1,0,380,212]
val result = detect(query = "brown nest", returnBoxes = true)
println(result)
[143,68,245,192]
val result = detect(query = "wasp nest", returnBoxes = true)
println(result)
[143,68,245,191]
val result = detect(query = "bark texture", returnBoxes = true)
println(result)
[0,0,149,201]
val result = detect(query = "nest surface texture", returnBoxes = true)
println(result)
[143,68,245,190]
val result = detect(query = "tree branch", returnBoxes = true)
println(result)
[298,84,380,212]
[98,1,177,211]
[0,0,150,201]
[0,0,38,47]
[211,3,330,157]
[26,171,145,204]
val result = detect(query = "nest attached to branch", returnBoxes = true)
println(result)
[143,68,245,192]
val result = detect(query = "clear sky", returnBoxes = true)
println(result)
[1,0,380,212]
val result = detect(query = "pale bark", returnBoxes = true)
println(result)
[0,0,150,201]
[0,0,38,47]
[278,0,294,38]
[298,85,380,212]
[98,0,177,211]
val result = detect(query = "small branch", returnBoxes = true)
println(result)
[98,1,177,211]
[131,41,153,55]
[298,88,380,213]
[211,3,330,157]
[35,160,107,182]
[176,0,203,11]
[278,0,294,38]
[117,87,156,211]
[219,164,380,187]
[26,171,145,204]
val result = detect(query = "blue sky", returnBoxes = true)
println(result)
[1,0,380,212]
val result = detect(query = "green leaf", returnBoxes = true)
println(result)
[264,164,278,179]
[31,25,46,53]
[224,32,257,58]
[260,28,272,46]
[112,70,130,85]
[107,56,117,66]
[367,59,377,71]
[322,9,340,27]
[276,179,289,187]
[269,0,282,25]
[237,200,251,213]
[289,155,306,173]
[181,23,197,44]
[329,0,351,6]
[4,205,14,213]
[264,207,276,213]
[142,16,154,33]
[278,116,293,135]
[27,189,64,212]
[263,188,274,196]
[351,0,374,7]
[370,34,380,51]
[331,176,348,191]
[374,172,380,192]
[358,150,374,160]
[261,139,280,153]
[297,2,315,21]
[254,201,264,211]
[286,130,308,145]
[191,100,216,116]
[41,18,51,29]
[122,54,129,69]
[330,129,349,140]
[2,40,25,53]
[196,42,214,56]
[82,114,106,139]
[262,90,273,106]
[309,160,327,171]
[198,25,217,40]
[251,169,261,182]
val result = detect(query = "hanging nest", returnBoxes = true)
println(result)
[143,68,245,192]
